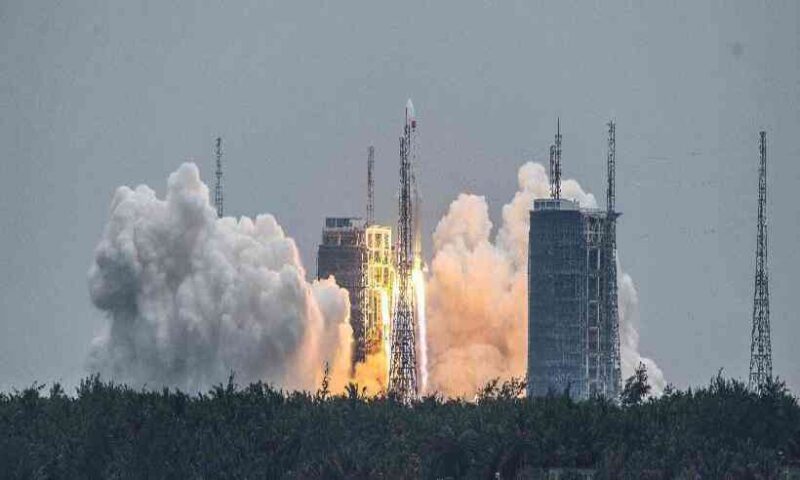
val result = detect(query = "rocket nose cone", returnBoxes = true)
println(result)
[406,99,415,120]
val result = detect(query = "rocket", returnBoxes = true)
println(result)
[406,99,416,130]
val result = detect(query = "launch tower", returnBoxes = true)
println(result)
[317,146,395,367]
[389,100,420,402]
[527,121,621,399]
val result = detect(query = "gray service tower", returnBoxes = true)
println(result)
[527,121,621,400]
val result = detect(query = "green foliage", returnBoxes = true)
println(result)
[476,377,527,403]
[315,362,331,403]
[0,373,798,478]
[620,362,652,407]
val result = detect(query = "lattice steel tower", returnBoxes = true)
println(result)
[367,145,375,225]
[388,101,419,403]
[749,130,772,391]
[214,137,223,218]
[549,118,563,199]
[604,120,622,396]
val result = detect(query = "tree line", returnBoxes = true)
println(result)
[1,365,798,479]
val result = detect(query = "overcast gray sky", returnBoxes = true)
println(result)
[1,1,798,393]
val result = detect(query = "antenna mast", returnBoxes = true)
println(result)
[550,118,562,199]
[214,137,223,218]
[749,130,772,391]
[367,145,375,225]
[604,120,621,396]
[606,121,615,213]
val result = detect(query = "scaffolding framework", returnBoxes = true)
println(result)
[364,225,394,356]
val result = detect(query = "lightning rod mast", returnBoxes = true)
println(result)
[550,118,562,199]
[214,137,223,218]
[367,145,375,225]
[749,130,772,391]
[605,120,621,397]
[606,121,616,213]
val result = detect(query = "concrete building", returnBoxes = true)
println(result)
[317,217,367,362]
[317,217,394,365]
[527,198,620,399]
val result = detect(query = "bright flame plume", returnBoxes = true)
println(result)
[413,266,428,393]
[380,289,391,378]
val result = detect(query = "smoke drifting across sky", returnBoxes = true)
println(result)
[425,162,665,397]
[88,161,663,398]
[88,163,352,392]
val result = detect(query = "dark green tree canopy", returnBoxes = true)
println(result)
[1,374,798,478]
[621,361,652,406]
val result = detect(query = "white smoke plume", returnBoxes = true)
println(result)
[88,163,353,392]
[618,271,666,394]
[426,162,665,397]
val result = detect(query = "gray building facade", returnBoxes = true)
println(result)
[317,217,368,363]
[527,198,620,400]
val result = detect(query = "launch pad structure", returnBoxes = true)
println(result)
[317,216,369,362]
[316,101,423,400]
[317,217,394,364]
[316,145,395,366]
[527,121,622,400]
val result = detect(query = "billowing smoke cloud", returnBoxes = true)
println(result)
[426,162,665,397]
[88,163,352,392]
[618,271,666,394]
